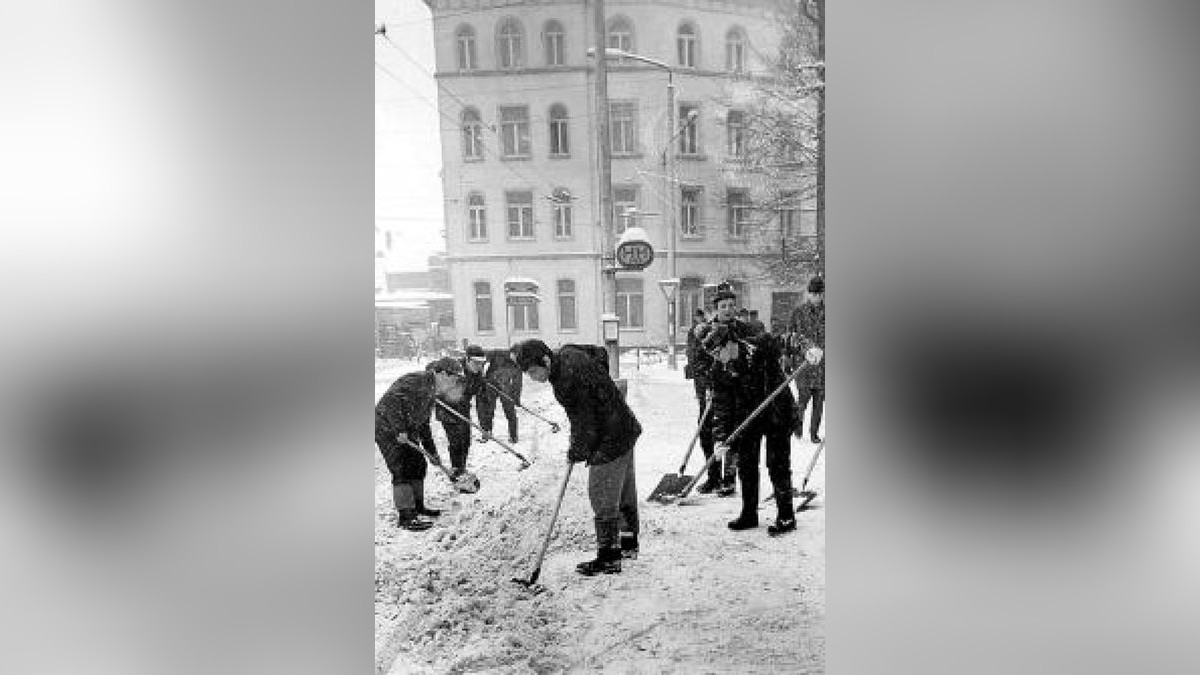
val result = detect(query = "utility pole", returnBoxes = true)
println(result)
[664,74,678,370]
[593,0,619,377]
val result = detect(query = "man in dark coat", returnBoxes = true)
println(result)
[788,276,826,443]
[694,286,760,496]
[472,346,525,444]
[726,332,800,535]
[435,348,487,479]
[684,308,720,492]
[511,339,643,576]
[375,358,465,531]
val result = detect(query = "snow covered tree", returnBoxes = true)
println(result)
[733,0,825,287]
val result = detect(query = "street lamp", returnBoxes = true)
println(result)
[587,46,686,369]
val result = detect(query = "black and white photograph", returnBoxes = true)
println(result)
[375,0,826,671]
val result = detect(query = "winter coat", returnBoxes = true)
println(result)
[745,332,799,434]
[375,371,441,480]
[694,318,762,443]
[549,344,641,466]
[479,349,523,402]
[788,300,825,389]
[684,321,709,386]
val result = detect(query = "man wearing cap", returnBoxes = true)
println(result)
[375,357,465,531]
[435,347,488,480]
[471,346,525,444]
[511,339,643,575]
[693,285,759,497]
[684,307,722,492]
[788,276,826,443]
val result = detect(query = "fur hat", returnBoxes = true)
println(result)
[807,276,825,293]
[712,288,737,305]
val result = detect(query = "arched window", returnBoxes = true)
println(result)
[455,25,477,71]
[725,27,746,73]
[677,22,697,68]
[543,20,565,66]
[497,18,524,69]
[467,192,487,241]
[606,16,634,55]
[548,104,569,156]
[461,107,483,160]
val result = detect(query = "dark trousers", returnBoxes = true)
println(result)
[478,376,521,442]
[735,425,795,521]
[587,448,639,550]
[374,413,436,484]
[796,386,825,437]
[441,420,471,471]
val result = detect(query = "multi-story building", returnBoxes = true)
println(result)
[425,0,816,350]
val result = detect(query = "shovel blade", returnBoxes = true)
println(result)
[646,474,692,502]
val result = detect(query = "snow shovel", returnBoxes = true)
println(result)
[484,380,561,433]
[667,366,806,504]
[396,435,480,494]
[436,400,532,469]
[646,390,714,502]
[513,461,574,591]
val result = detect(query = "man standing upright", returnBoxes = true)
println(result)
[685,308,721,493]
[694,285,759,497]
[789,276,826,443]
[511,339,643,575]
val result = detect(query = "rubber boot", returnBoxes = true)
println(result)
[620,532,639,560]
[727,475,759,530]
[396,509,434,532]
[768,486,797,537]
[576,547,622,576]
[411,479,441,518]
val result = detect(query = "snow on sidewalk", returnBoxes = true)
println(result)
[375,360,825,674]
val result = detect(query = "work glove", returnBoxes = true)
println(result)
[395,432,414,448]
[805,346,824,365]
[714,442,731,461]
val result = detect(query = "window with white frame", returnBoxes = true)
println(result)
[557,279,577,331]
[461,107,483,160]
[677,22,697,68]
[474,282,494,332]
[681,187,701,237]
[499,106,530,157]
[467,192,487,240]
[609,100,638,155]
[616,277,644,329]
[498,18,524,69]
[511,301,539,331]
[725,27,746,73]
[548,104,569,156]
[613,186,638,234]
[552,196,572,238]
[678,104,699,155]
[678,277,703,329]
[544,20,565,66]
[726,110,746,157]
[727,189,750,238]
[456,25,477,71]
[606,16,633,55]
[506,190,534,239]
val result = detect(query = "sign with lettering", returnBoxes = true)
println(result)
[615,240,655,270]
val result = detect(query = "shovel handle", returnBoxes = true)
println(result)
[524,462,574,583]
[799,439,825,492]
[486,381,560,433]
[677,391,714,475]
[437,399,532,468]
[396,435,456,482]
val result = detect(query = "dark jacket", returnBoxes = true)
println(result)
[374,371,441,479]
[549,345,641,466]
[684,320,708,384]
[435,357,485,424]
[746,332,799,434]
[694,317,761,443]
[788,301,825,389]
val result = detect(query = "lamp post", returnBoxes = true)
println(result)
[588,46,685,369]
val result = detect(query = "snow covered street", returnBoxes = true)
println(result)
[375,357,825,674]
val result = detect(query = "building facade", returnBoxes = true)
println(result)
[425,0,816,350]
